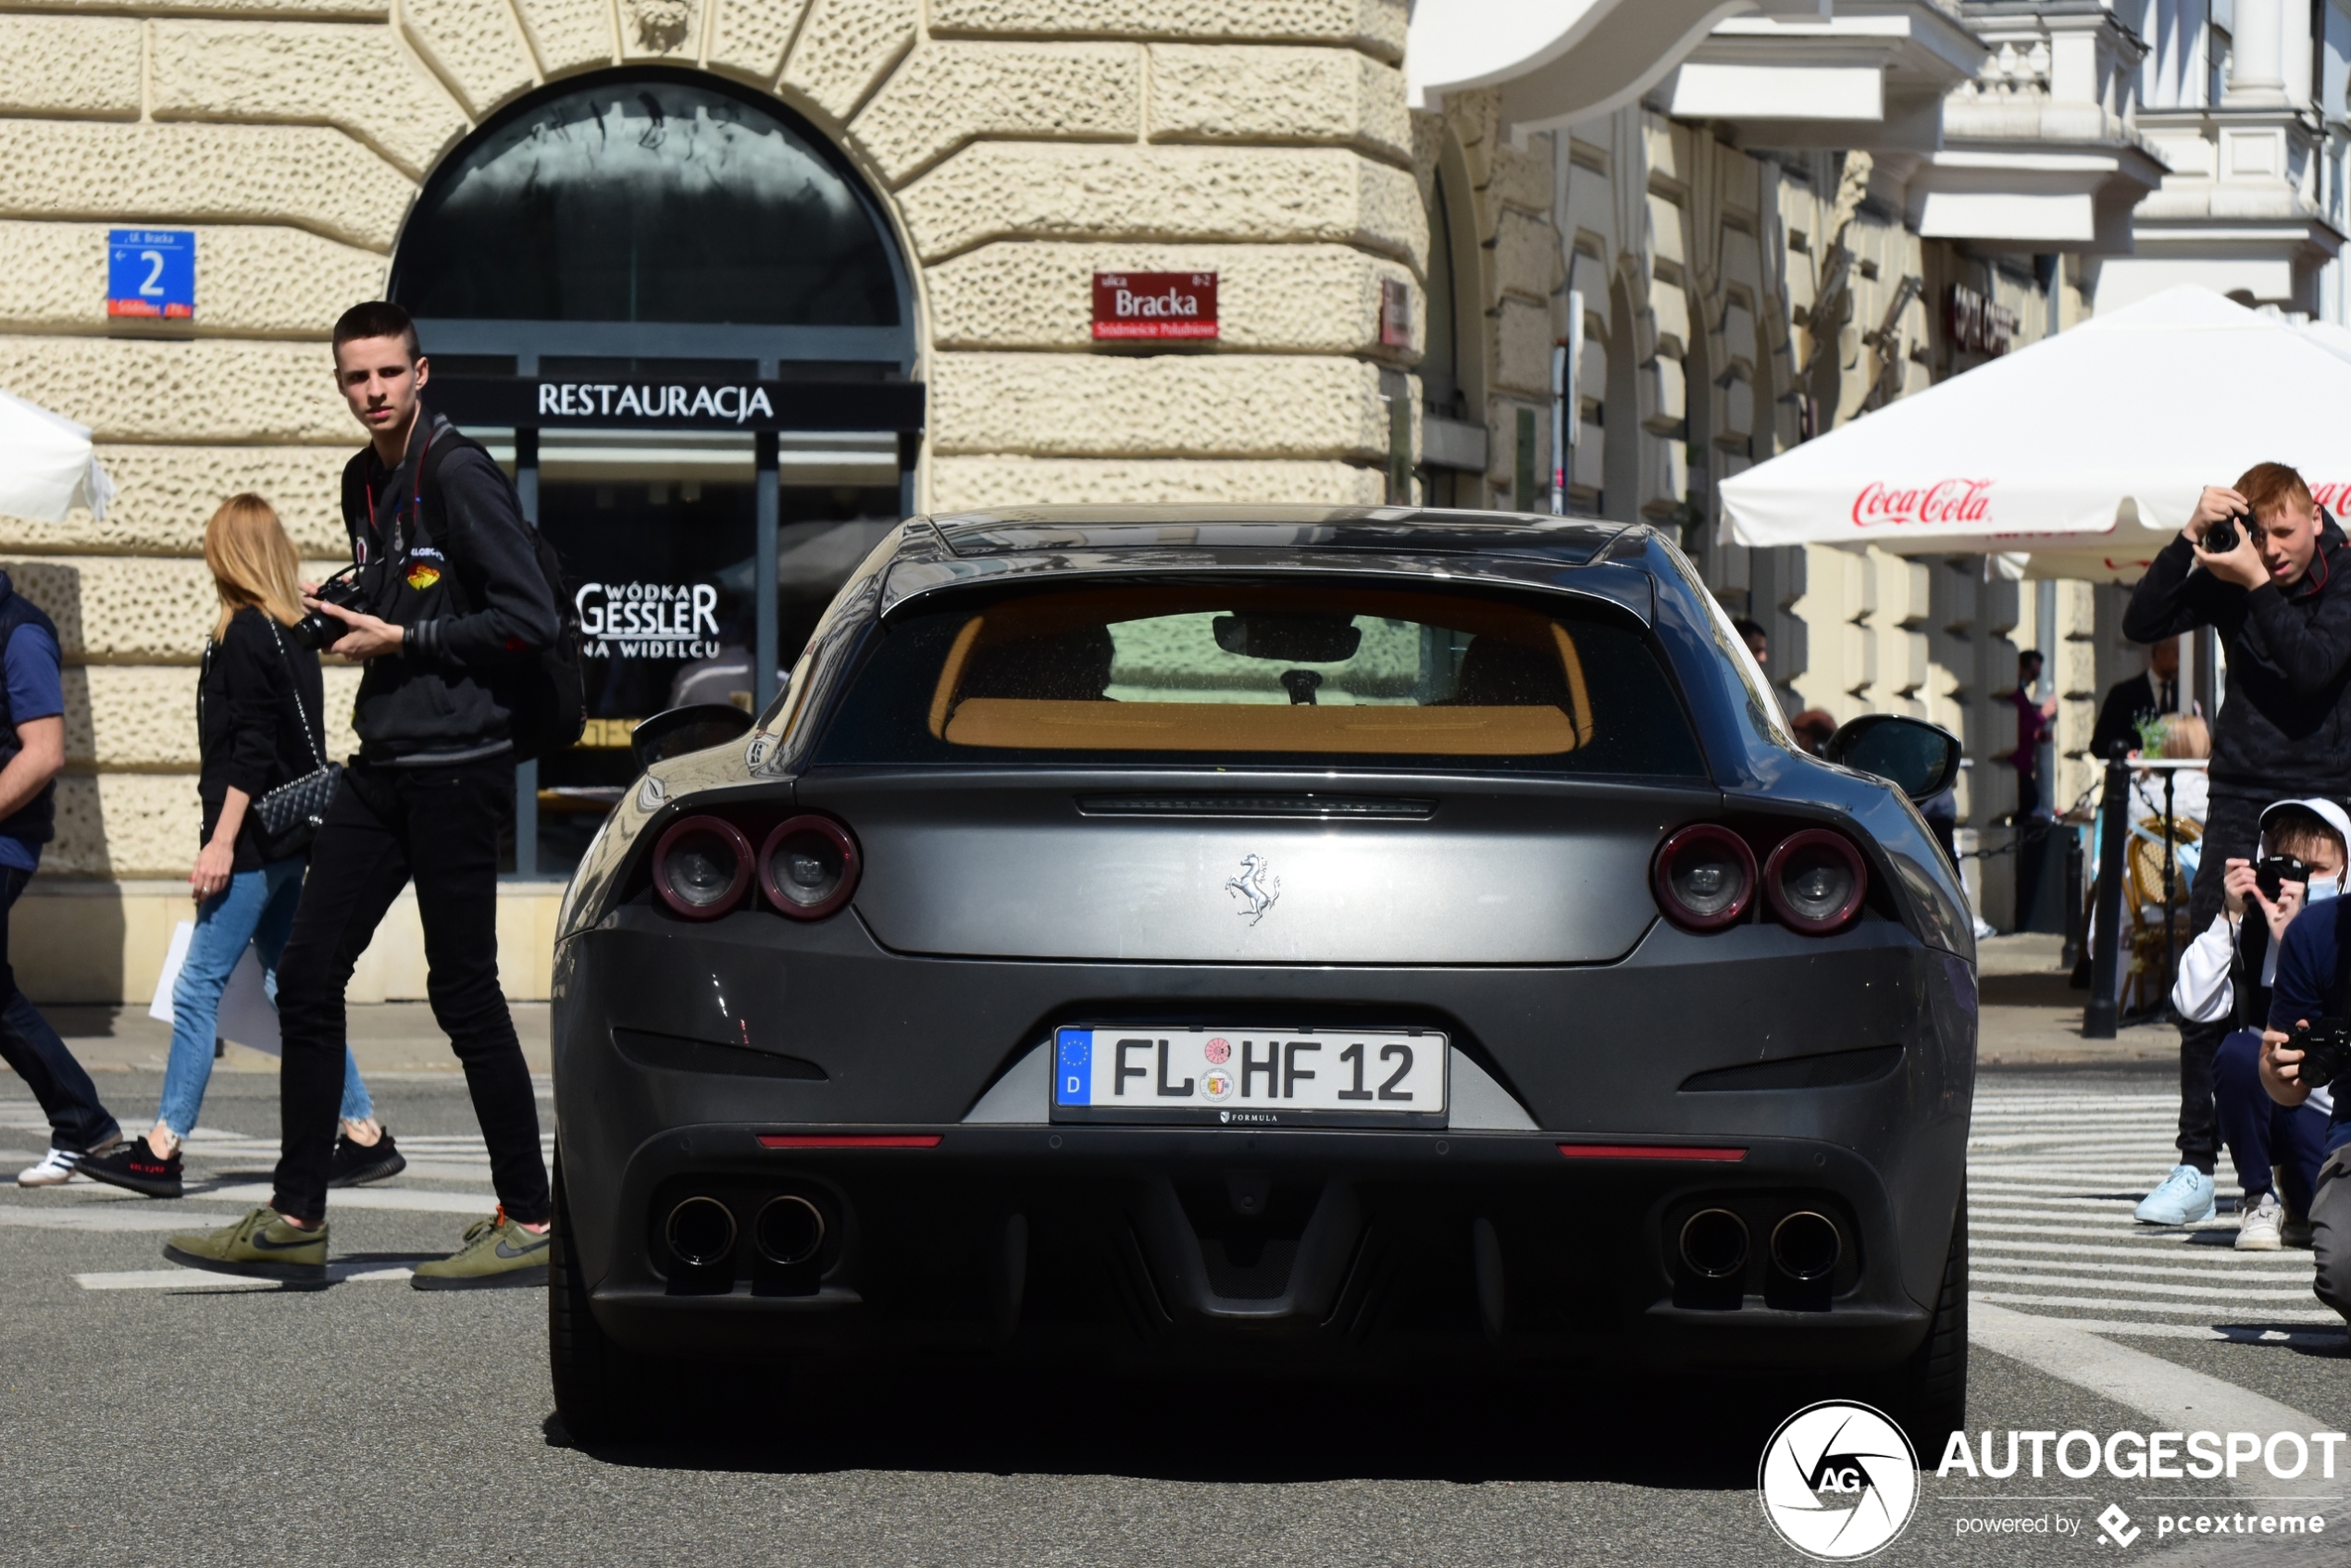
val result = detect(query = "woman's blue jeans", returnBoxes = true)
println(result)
[155,858,372,1139]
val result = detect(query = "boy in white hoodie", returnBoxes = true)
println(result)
[2165,797,2348,1248]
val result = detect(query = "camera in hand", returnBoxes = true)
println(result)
[2256,853,2313,902]
[2256,853,2314,902]
[290,566,366,652]
[2204,510,2245,554]
[2290,1016,2351,1091]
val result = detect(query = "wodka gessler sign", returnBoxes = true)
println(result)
[427,375,925,432]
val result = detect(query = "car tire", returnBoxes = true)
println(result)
[549,1151,646,1443]
[1887,1196,1966,1461]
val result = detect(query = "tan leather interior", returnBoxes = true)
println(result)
[941,698,1579,754]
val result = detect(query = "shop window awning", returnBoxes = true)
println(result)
[0,388,113,523]
[1718,286,2351,582]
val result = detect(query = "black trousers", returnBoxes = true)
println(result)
[0,865,118,1152]
[2175,786,2270,1171]
[269,758,548,1226]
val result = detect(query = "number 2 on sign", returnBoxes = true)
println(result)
[138,251,167,297]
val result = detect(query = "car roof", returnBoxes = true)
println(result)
[930,506,1630,568]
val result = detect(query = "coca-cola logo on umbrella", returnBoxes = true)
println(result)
[1851,479,1994,529]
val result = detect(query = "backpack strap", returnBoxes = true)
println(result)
[2330,898,2351,1021]
[2234,915,2271,1030]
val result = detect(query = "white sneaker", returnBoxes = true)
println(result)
[17,1148,80,1187]
[2236,1191,2284,1251]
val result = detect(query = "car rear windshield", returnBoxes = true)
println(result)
[812,582,1707,776]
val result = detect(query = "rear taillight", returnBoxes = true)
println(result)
[1653,824,1756,930]
[651,815,753,920]
[759,815,860,919]
[1764,828,1867,933]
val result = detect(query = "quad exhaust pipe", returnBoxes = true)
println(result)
[1678,1208,1748,1278]
[755,1195,826,1266]
[1770,1211,1841,1280]
[665,1196,737,1268]
[1676,1207,1843,1284]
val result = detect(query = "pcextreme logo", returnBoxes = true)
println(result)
[1758,1401,1921,1561]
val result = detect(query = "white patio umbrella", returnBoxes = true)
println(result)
[1720,286,2351,582]
[0,387,113,522]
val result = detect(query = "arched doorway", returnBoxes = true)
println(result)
[388,69,922,874]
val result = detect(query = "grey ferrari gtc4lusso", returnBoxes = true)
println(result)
[547,507,1975,1449]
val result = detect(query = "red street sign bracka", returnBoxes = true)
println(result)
[1851,479,1994,528]
[1093,272,1217,340]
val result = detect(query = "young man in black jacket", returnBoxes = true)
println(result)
[2123,461,2351,1226]
[168,302,561,1287]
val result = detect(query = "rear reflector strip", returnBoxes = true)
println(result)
[1558,1143,1747,1162]
[757,1134,942,1150]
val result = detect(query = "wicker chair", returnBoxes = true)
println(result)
[2121,813,2201,1016]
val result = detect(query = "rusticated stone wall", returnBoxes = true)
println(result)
[0,0,1448,899]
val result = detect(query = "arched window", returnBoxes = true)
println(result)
[385,71,920,877]
[392,70,912,357]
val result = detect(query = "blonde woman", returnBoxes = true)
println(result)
[82,496,401,1199]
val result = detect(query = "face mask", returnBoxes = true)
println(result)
[2307,876,2343,903]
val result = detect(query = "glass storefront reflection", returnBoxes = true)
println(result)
[394,79,901,328]
[527,464,901,875]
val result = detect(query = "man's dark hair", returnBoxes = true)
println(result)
[331,301,420,362]
[1732,616,1766,643]
[2019,649,2045,669]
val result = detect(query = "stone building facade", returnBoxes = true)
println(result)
[0,0,1462,1002]
[0,0,2235,1002]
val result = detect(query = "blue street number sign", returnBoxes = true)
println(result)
[106,230,194,319]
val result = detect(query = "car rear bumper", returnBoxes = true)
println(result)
[579,1120,1941,1375]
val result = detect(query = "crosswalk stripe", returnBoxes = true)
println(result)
[75,1264,415,1291]
[1966,1081,2341,1343]
[1974,1238,2307,1268]
[1973,1269,2320,1299]
[1975,1288,2342,1321]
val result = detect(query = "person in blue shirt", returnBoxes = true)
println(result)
[0,569,122,1183]
[2261,886,2351,1329]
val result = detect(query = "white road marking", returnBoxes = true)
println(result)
[197,1182,496,1215]
[1987,1315,2347,1349]
[1977,1288,2344,1321]
[1970,1302,2338,1501]
[0,1202,232,1232]
[74,1263,416,1291]
[1964,1079,2345,1350]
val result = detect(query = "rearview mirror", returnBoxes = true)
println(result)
[629,703,754,774]
[1212,612,1362,663]
[1822,714,1961,803]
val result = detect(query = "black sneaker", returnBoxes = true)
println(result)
[328,1130,406,1188]
[80,1136,184,1199]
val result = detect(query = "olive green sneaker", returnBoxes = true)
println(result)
[163,1206,329,1283]
[411,1208,551,1291]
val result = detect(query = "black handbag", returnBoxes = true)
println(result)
[251,621,341,862]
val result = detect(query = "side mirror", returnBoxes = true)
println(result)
[629,703,753,773]
[1822,714,1962,804]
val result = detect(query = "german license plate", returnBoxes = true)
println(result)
[1051,1026,1448,1128]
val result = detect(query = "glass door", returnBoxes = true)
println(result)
[485,413,904,876]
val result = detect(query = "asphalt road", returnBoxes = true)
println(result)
[0,1064,2345,1568]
